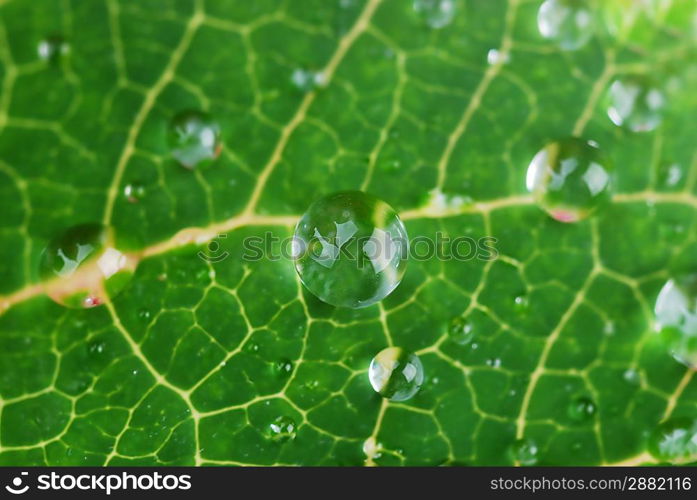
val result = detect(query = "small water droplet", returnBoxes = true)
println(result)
[537,0,595,51]
[654,276,697,368]
[413,0,456,29]
[567,396,596,422]
[290,68,326,92]
[526,137,612,223]
[138,308,151,322]
[246,342,260,354]
[509,438,539,466]
[657,162,683,188]
[123,182,146,203]
[37,35,69,62]
[487,49,510,66]
[486,358,502,368]
[603,321,615,335]
[623,369,641,385]
[39,224,134,308]
[607,77,665,132]
[87,340,106,355]
[513,293,530,315]
[648,418,697,464]
[293,191,409,308]
[369,347,424,402]
[168,111,221,169]
[274,359,294,377]
[448,316,475,345]
[265,416,297,442]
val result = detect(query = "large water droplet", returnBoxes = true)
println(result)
[413,0,456,29]
[654,276,697,368]
[509,438,539,466]
[168,111,221,169]
[607,77,665,132]
[369,347,424,402]
[39,224,135,308]
[648,418,697,464]
[293,191,409,308]
[37,35,69,62]
[567,396,596,422]
[526,137,612,223]
[265,416,297,442]
[537,0,595,50]
[448,316,474,345]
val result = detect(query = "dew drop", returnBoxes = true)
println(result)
[537,0,595,51]
[123,182,146,203]
[168,111,221,169]
[487,48,510,66]
[293,191,409,308]
[526,137,612,223]
[623,369,641,385]
[274,359,294,377]
[509,438,539,466]
[37,35,69,62]
[369,347,424,402]
[567,396,596,422]
[654,276,697,368]
[87,340,106,355]
[265,416,297,443]
[606,77,665,133]
[413,0,455,29]
[39,224,135,308]
[138,308,151,322]
[513,293,530,315]
[448,316,474,345]
[648,418,697,464]
[290,68,326,92]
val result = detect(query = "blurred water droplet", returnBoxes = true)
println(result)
[607,77,665,132]
[648,418,697,464]
[39,224,134,308]
[654,276,697,368]
[514,293,530,315]
[448,316,475,345]
[38,35,69,62]
[487,49,510,65]
[274,359,294,377]
[526,137,612,223]
[623,369,641,385]
[138,308,151,322]
[168,111,221,169]
[87,340,106,355]
[369,347,424,401]
[265,416,297,442]
[509,438,539,466]
[413,0,455,29]
[291,68,326,92]
[567,396,596,422]
[538,0,595,51]
[124,182,146,203]
[293,191,409,308]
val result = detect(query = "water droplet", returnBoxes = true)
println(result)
[369,347,424,402]
[623,369,641,385]
[39,224,135,308]
[657,162,683,188]
[509,438,539,466]
[413,0,455,29]
[37,35,69,62]
[648,418,697,464]
[123,182,146,203]
[265,416,297,442]
[607,77,665,132]
[513,293,530,315]
[293,191,409,308]
[526,137,612,223]
[245,342,260,354]
[274,359,294,377]
[487,49,510,66]
[567,396,596,422]
[138,308,151,322]
[537,0,595,51]
[87,340,106,355]
[290,68,326,92]
[448,316,475,345]
[654,276,697,368]
[168,111,221,169]
[486,358,502,368]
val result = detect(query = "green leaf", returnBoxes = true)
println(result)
[0,0,695,466]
